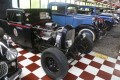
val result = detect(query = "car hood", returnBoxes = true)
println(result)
[99,13,113,17]
[99,15,113,19]
[99,15,114,23]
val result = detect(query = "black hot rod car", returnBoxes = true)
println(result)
[0,9,93,79]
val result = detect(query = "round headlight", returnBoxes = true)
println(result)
[92,17,95,21]
[6,48,18,61]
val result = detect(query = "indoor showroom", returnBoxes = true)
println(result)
[0,0,120,80]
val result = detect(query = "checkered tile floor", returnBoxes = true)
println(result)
[12,43,120,80]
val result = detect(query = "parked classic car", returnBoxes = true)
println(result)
[0,9,93,79]
[0,39,22,80]
[117,13,120,18]
[48,2,108,41]
[79,5,117,30]
[100,12,119,23]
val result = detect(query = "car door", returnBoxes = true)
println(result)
[51,5,66,26]
[65,5,77,27]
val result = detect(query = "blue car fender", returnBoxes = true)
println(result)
[99,16,114,23]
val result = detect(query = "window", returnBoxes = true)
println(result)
[56,0,61,2]
[66,0,70,3]
[41,0,48,8]
[82,2,85,5]
[49,0,56,2]
[61,0,65,2]
[52,6,57,10]
[25,11,50,24]
[85,8,89,11]
[31,0,40,8]
[79,8,83,10]
[80,2,83,5]
[7,10,23,22]
[67,6,77,15]
[12,0,18,8]
[19,0,30,8]
[76,2,79,5]
[96,9,101,14]
[40,12,50,19]
[71,0,74,4]
[51,5,65,14]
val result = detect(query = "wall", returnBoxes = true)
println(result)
[12,0,75,9]
[0,0,12,19]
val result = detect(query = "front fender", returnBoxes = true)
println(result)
[99,16,114,23]
[75,24,99,40]
[76,24,98,33]
[104,19,113,23]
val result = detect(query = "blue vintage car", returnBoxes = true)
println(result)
[79,6,116,29]
[48,2,107,41]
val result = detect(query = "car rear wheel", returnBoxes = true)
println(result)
[41,48,69,79]
[78,33,93,54]
[78,29,96,41]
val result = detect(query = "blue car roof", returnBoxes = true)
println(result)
[48,2,76,6]
[79,5,96,8]
[79,5,103,9]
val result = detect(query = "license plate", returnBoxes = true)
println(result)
[95,53,108,60]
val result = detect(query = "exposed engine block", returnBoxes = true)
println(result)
[35,22,58,41]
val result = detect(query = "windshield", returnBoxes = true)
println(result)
[7,9,51,24]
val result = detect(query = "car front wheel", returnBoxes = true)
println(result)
[41,48,69,80]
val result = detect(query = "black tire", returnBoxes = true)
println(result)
[41,48,69,80]
[105,21,113,31]
[76,33,93,54]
